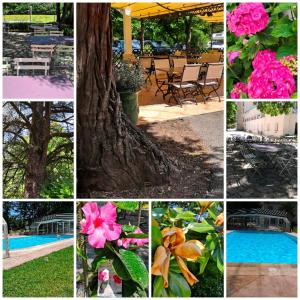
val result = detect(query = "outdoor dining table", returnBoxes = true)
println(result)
[3,75,74,99]
[156,67,184,80]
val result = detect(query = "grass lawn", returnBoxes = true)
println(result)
[3,246,73,297]
[4,14,56,23]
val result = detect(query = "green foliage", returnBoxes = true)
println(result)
[227,3,297,97]
[114,201,139,211]
[226,102,237,128]
[3,3,56,15]
[255,101,296,116]
[3,247,73,297]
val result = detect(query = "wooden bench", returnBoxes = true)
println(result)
[50,30,64,37]
[31,44,55,57]
[3,57,12,75]
[55,45,74,54]
[13,58,50,76]
[34,29,48,36]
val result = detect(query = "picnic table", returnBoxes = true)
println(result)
[26,35,74,45]
[3,75,73,99]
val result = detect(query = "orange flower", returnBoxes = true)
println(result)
[215,212,224,226]
[151,227,204,288]
[199,201,214,214]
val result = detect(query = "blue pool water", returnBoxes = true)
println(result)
[227,231,297,264]
[3,235,73,250]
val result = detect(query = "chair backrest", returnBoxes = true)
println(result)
[50,30,64,36]
[199,52,222,63]
[172,57,187,68]
[205,63,223,81]
[154,59,170,77]
[181,64,201,82]
[14,58,50,64]
[139,57,152,69]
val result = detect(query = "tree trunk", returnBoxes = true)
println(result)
[77,4,177,195]
[184,16,193,52]
[24,103,51,198]
[56,3,61,25]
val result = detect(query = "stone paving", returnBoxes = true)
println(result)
[226,142,297,199]
[227,263,297,297]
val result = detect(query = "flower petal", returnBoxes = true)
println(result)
[103,222,122,241]
[99,202,117,223]
[151,246,170,288]
[174,240,204,261]
[88,227,106,248]
[176,256,199,286]
[161,227,185,247]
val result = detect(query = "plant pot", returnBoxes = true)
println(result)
[119,91,139,125]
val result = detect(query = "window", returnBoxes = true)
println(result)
[274,123,279,132]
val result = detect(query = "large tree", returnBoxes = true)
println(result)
[77,4,177,196]
[3,102,73,198]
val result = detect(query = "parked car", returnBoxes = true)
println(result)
[144,40,172,55]
[113,39,141,54]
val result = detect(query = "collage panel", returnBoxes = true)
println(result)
[76,201,149,297]
[3,2,74,100]
[226,101,297,199]
[3,101,74,199]
[2,201,74,297]
[151,200,224,297]
[227,2,297,99]
[77,2,224,199]
[226,201,297,297]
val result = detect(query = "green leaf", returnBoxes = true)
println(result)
[118,249,148,289]
[122,224,137,232]
[206,233,218,251]
[91,256,107,271]
[115,201,139,211]
[152,225,163,250]
[216,248,224,273]
[175,211,195,221]
[112,256,131,280]
[125,233,148,239]
[76,243,87,260]
[273,3,292,14]
[189,222,215,233]
[198,251,210,274]
[276,43,297,59]
[207,208,216,220]
[169,258,181,273]
[152,208,166,219]
[122,280,147,297]
[153,276,168,297]
[271,23,294,38]
[168,272,191,297]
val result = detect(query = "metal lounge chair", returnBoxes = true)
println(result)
[154,59,170,98]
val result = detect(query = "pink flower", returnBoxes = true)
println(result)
[230,82,248,99]
[228,51,241,65]
[98,269,109,282]
[252,49,276,69]
[80,202,122,248]
[248,61,295,98]
[117,228,148,248]
[227,3,269,37]
[242,39,248,45]
[113,275,122,285]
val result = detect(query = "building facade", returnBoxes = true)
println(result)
[236,102,297,137]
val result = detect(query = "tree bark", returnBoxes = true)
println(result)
[184,16,193,52]
[24,103,51,198]
[77,4,177,195]
[56,3,61,25]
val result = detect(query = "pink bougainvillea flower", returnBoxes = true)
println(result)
[117,228,148,248]
[80,202,122,248]
[227,3,269,37]
[228,51,241,65]
[248,61,295,98]
[252,49,277,69]
[230,82,248,99]
[98,269,109,282]
[113,275,122,285]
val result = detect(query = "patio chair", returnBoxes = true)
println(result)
[197,62,223,103]
[3,57,12,75]
[275,149,297,177]
[50,30,64,37]
[169,64,201,106]
[139,56,153,85]
[154,59,170,98]
[31,44,55,57]
[13,58,50,76]
[171,57,187,68]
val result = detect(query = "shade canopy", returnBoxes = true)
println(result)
[112,2,224,23]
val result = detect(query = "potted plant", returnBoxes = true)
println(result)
[114,60,144,125]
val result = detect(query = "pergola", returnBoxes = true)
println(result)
[31,213,74,235]
[227,208,291,232]
[3,218,9,258]
[111,2,224,54]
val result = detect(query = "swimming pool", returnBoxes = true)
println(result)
[227,231,297,264]
[3,235,73,250]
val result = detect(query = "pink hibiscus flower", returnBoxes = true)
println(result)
[80,202,122,248]
[117,228,148,248]
[98,269,109,282]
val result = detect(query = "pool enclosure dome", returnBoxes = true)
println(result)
[227,208,291,232]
